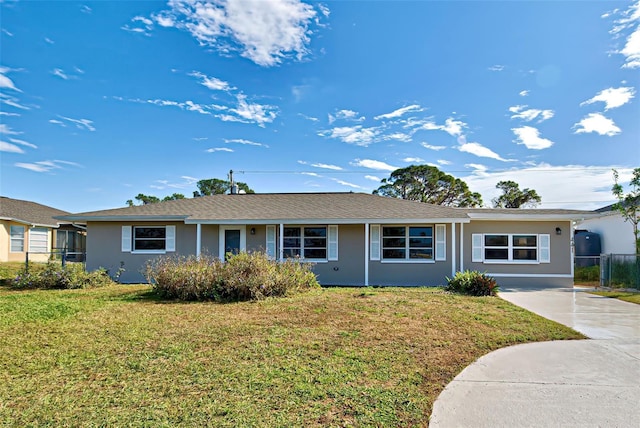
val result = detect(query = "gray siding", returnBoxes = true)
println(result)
[463,220,573,287]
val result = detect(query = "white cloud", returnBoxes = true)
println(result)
[321,125,380,146]
[0,68,21,92]
[49,119,65,126]
[573,113,621,136]
[511,126,554,150]
[364,175,382,182]
[298,113,319,122]
[56,116,95,131]
[609,1,640,68]
[0,124,21,135]
[189,71,234,91]
[206,147,234,153]
[226,95,277,127]
[465,163,488,174]
[580,86,636,110]
[312,162,343,170]
[437,159,452,165]
[441,118,466,136]
[1,140,24,153]
[383,132,412,142]
[330,178,364,189]
[458,142,511,162]
[14,159,81,173]
[224,138,269,148]
[403,157,424,163]
[122,16,154,35]
[509,105,554,122]
[153,0,323,67]
[81,5,92,14]
[351,158,398,171]
[52,68,70,80]
[374,104,423,120]
[0,112,20,117]
[2,29,13,37]
[9,138,37,149]
[0,94,29,110]
[44,37,55,44]
[328,109,364,124]
[488,64,505,71]
[420,142,446,151]
[519,90,530,97]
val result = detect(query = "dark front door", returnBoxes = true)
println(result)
[224,229,241,258]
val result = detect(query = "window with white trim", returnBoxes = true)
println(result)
[473,233,549,263]
[28,227,49,253]
[10,225,25,252]
[121,225,175,253]
[382,226,433,260]
[283,226,327,259]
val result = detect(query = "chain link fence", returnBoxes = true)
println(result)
[600,254,640,290]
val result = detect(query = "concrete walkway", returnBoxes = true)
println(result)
[429,287,640,428]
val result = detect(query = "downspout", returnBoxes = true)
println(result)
[364,223,370,287]
[279,223,284,262]
[459,222,464,272]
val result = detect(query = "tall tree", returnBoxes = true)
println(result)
[373,165,483,207]
[612,168,640,254]
[194,178,255,196]
[492,180,541,208]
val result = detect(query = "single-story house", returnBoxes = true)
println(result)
[57,192,595,287]
[1,196,86,263]
[574,204,636,254]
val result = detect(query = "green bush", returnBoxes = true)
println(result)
[445,270,499,296]
[145,252,320,302]
[12,262,114,289]
[574,265,600,283]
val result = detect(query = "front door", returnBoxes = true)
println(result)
[219,226,246,259]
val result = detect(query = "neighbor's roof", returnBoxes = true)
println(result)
[0,196,70,228]
[57,192,471,224]
[465,207,598,221]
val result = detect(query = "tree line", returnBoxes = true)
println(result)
[127,165,541,209]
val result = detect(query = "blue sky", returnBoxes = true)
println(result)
[1,0,639,213]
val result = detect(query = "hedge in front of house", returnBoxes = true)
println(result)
[145,252,320,302]
[445,270,499,296]
[11,262,114,289]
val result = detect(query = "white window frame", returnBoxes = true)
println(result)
[122,225,176,254]
[472,233,550,264]
[282,225,329,261]
[28,227,49,253]
[10,225,25,252]
[380,225,435,263]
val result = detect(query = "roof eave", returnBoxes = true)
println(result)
[56,215,190,222]
[185,217,471,225]
[467,213,600,221]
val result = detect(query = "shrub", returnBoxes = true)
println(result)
[145,252,320,302]
[445,270,499,296]
[12,262,114,290]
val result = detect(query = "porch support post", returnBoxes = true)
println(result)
[459,222,464,272]
[364,223,369,287]
[279,223,284,262]
[451,222,456,278]
[196,223,202,258]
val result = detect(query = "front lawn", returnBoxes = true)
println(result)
[0,285,583,426]
[590,290,640,305]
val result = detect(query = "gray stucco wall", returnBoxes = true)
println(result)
[463,220,573,287]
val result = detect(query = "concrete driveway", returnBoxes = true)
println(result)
[429,287,640,428]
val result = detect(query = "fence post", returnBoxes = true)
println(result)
[62,249,66,268]
[25,252,29,272]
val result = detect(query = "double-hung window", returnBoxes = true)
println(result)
[473,233,549,263]
[10,225,25,252]
[382,226,433,260]
[283,226,327,259]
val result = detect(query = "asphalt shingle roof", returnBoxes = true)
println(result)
[58,192,470,222]
[0,196,70,227]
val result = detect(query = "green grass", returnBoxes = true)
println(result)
[590,290,640,305]
[0,285,584,426]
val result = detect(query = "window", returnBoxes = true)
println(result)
[473,233,549,263]
[382,226,433,260]
[10,226,24,252]
[29,227,49,253]
[121,225,175,253]
[134,227,166,251]
[283,226,327,259]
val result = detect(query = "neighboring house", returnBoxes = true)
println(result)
[0,196,86,263]
[57,192,594,287]
[574,204,636,254]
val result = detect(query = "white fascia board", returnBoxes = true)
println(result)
[0,217,58,228]
[57,215,189,222]
[185,218,470,225]
[467,213,598,221]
